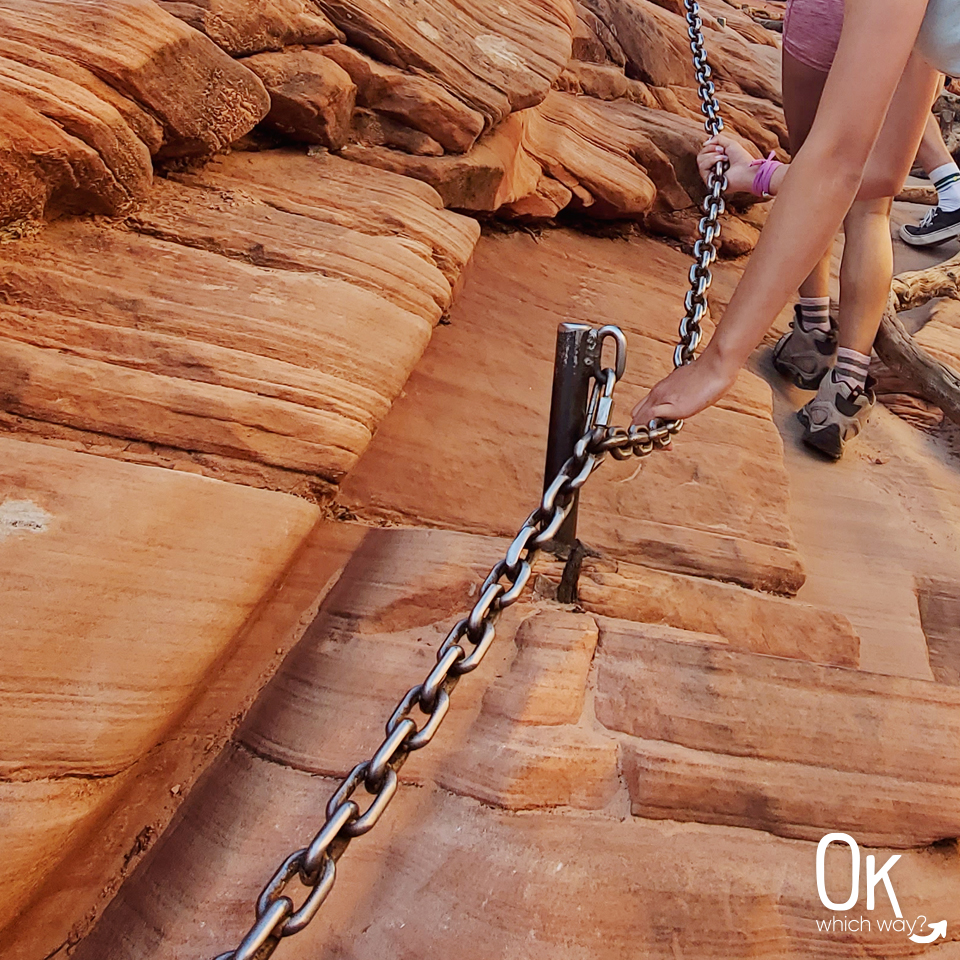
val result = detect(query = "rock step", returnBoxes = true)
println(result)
[597,617,960,846]
[71,523,960,959]
[539,552,860,667]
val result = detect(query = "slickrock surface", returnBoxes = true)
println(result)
[0,149,479,495]
[342,228,803,593]
[156,0,342,56]
[0,436,320,946]
[0,0,270,224]
[4,517,367,960]
[312,0,576,129]
[76,527,960,959]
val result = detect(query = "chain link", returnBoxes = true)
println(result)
[212,368,617,960]
[671,0,729,368]
[211,13,725,956]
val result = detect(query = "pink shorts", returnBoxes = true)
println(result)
[783,0,845,73]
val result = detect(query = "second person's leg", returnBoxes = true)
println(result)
[772,48,836,388]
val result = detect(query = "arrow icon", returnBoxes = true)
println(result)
[909,920,947,943]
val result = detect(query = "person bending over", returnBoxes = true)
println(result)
[631,0,941,460]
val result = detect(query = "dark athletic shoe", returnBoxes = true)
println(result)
[899,205,960,247]
[797,372,876,461]
[772,304,838,390]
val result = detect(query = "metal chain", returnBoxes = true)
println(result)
[211,15,726,957]
[212,368,625,960]
[676,0,728,371]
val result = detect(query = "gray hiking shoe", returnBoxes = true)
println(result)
[772,305,838,390]
[797,371,876,461]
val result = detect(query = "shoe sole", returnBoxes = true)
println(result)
[899,222,960,247]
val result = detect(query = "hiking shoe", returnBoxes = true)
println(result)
[797,372,876,461]
[899,205,960,246]
[772,304,838,390]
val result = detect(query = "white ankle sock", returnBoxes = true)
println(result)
[797,296,832,333]
[930,161,960,212]
[833,347,871,391]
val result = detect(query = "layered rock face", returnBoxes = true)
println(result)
[4,0,960,958]
[76,529,960,959]
[0,0,783,244]
[0,149,478,495]
[0,436,321,943]
[0,0,270,224]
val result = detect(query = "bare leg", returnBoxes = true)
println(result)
[837,51,940,353]
[837,197,893,354]
[915,112,952,175]
[782,50,831,299]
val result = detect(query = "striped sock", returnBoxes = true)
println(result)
[833,347,871,392]
[930,161,960,212]
[797,296,832,334]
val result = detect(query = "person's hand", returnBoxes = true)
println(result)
[697,134,761,195]
[630,348,740,426]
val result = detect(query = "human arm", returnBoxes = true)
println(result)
[631,0,930,426]
[697,135,788,196]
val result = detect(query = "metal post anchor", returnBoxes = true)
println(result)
[543,322,597,547]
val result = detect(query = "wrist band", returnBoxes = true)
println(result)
[749,151,783,198]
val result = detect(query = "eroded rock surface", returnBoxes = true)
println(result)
[75,527,960,959]
[0,0,270,224]
[0,436,319,942]
[0,149,479,494]
[156,0,342,55]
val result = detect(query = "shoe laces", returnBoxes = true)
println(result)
[918,206,941,229]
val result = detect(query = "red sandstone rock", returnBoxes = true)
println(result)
[597,616,960,845]
[0,36,163,152]
[243,48,356,147]
[343,111,544,211]
[155,0,341,55]
[548,553,859,665]
[313,0,576,129]
[437,610,619,810]
[352,107,446,156]
[321,43,486,153]
[0,0,270,157]
[579,0,693,86]
[918,579,960,684]
[4,519,365,960]
[708,26,782,103]
[0,150,479,488]
[523,92,659,217]
[0,436,318,936]
[342,229,803,592]
[574,1,627,65]
[71,527,960,959]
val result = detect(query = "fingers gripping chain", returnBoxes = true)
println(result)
[211,12,724,956]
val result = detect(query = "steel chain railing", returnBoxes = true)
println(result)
[212,3,726,956]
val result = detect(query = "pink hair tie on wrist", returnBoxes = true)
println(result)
[749,150,782,198]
